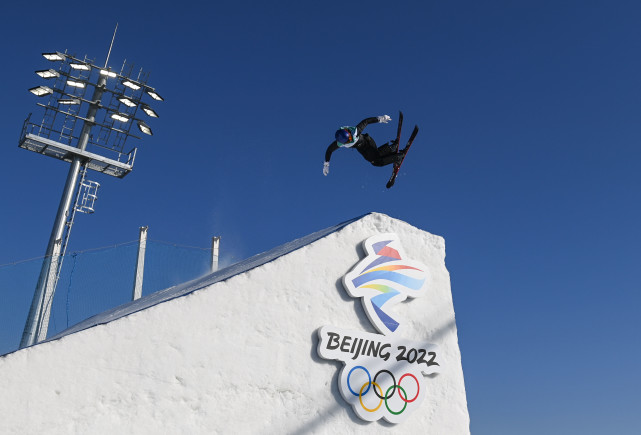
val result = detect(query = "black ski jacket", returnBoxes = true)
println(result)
[324,117,382,163]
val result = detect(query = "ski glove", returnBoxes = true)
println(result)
[377,115,392,123]
[323,161,330,176]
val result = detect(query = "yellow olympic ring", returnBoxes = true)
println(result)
[359,382,383,412]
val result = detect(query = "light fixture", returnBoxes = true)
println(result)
[118,97,137,107]
[66,80,85,88]
[122,80,141,90]
[29,86,53,96]
[100,69,117,78]
[146,90,164,101]
[137,121,153,135]
[111,113,129,123]
[36,69,60,79]
[141,104,159,118]
[70,63,90,71]
[58,98,81,105]
[42,52,65,61]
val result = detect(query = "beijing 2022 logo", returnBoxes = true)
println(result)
[317,233,441,424]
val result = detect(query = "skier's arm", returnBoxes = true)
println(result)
[355,117,381,133]
[324,141,339,162]
[323,141,339,176]
[355,115,391,133]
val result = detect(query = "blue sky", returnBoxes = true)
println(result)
[1,0,640,433]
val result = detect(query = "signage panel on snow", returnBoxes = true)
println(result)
[317,233,441,424]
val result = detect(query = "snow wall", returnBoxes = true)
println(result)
[0,212,469,434]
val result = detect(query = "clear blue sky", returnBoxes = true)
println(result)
[1,1,640,433]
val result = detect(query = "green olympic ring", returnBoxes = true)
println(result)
[385,385,408,415]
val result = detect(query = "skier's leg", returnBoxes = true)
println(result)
[370,140,404,166]
[377,143,394,155]
[391,138,400,152]
[371,152,404,167]
[356,134,381,163]
[380,139,400,153]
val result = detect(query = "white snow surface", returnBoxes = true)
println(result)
[0,212,469,434]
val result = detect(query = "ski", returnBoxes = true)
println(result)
[386,125,419,189]
[393,110,403,152]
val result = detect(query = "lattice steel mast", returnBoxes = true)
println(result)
[18,30,163,348]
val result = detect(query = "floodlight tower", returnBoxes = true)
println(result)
[18,38,163,348]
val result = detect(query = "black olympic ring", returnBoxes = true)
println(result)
[372,369,397,400]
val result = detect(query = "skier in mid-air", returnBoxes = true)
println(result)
[322,115,406,176]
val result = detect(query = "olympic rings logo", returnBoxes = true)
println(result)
[346,366,421,415]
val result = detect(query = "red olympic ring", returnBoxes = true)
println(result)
[397,373,420,403]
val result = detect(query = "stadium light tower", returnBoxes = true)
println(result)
[18,31,163,348]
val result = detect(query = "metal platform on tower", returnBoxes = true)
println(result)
[19,130,135,178]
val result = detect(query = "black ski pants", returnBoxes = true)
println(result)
[355,134,400,167]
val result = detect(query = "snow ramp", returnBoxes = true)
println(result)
[0,212,469,434]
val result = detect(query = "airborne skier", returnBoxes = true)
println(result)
[322,115,406,176]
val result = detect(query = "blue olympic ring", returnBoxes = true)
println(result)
[347,365,371,396]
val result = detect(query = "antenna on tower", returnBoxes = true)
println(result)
[104,23,118,68]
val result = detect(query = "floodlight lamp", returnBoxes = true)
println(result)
[122,80,141,90]
[58,98,80,105]
[100,69,117,78]
[111,113,130,123]
[137,121,153,135]
[70,63,90,71]
[141,104,159,118]
[146,90,164,101]
[29,86,53,96]
[36,69,60,79]
[42,52,65,61]
[66,80,85,88]
[118,97,137,107]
